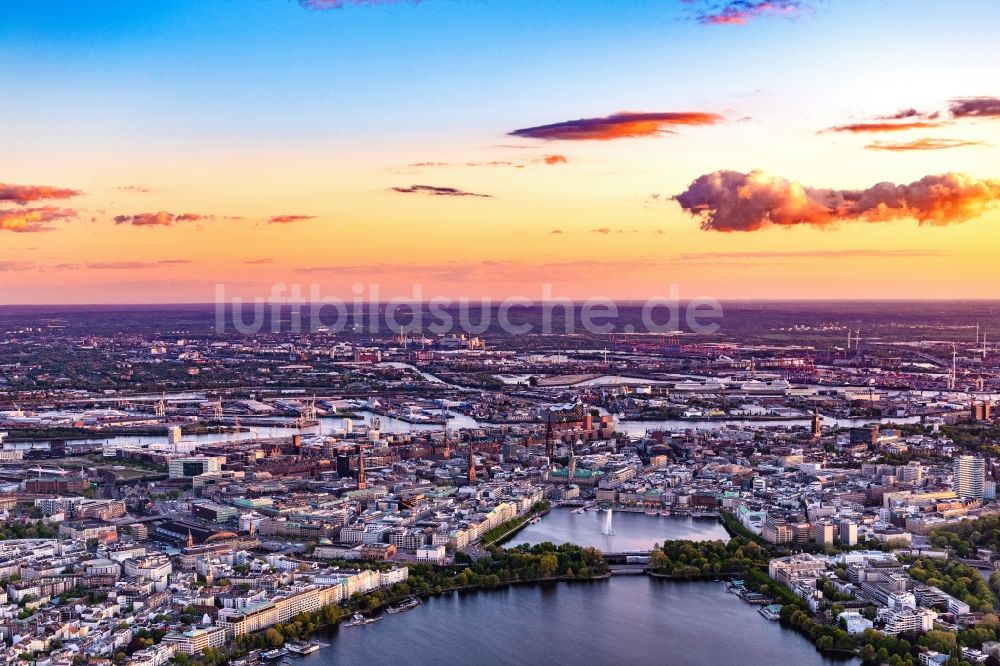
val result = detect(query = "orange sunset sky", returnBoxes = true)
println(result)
[2,0,1000,303]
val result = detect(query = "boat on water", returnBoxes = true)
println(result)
[386,596,423,614]
[286,641,321,655]
[346,612,382,626]
[262,649,288,660]
[758,604,783,621]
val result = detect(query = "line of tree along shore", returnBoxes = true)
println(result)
[175,542,609,666]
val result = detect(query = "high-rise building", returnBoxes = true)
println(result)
[838,520,858,546]
[811,407,822,439]
[898,461,924,484]
[467,445,476,484]
[953,455,985,499]
[815,522,835,547]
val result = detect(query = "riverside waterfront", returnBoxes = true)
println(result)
[303,577,858,666]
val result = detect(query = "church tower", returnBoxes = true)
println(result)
[545,411,554,459]
[356,443,367,490]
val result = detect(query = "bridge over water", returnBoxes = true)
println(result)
[602,550,653,564]
[608,564,648,575]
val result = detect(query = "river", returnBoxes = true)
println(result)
[24,410,478,450]
[25,407,921,450]
[505,508,730,552]
[612,414,923,437]
[300,577,857,666]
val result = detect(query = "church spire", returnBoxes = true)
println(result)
[467,444,477,484]
[545,410,554,459]
[356,443,367,490]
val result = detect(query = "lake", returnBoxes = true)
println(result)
[302,577,858,666]
[505,509,731,552]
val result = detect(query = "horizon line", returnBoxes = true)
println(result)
[4,298,1000,308]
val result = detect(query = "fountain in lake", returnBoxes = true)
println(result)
[601,508,615,536]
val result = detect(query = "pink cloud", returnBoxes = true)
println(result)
[675,170,1000,232]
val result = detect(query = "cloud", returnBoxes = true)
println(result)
[876,109,940,121]
[822,121,941,134]
[87,261,172,270]
[675,170,1000,232]
[0,261,35,272]
[409,156,568,168]
[113,211,213,227]
[55,260,192,270]
[949,96,1000,119]
[692,1,810,25]
[0,183,81,204]
[391,185,492,198]
[509,111,722,141]
[866,138,986,152]
[0,207,77,233]
[550,229,563,234]
[86,262,152,270]
[268,214,317,224]
[116,185,151,193]
[591,227,612,234]
[244,258,275,264]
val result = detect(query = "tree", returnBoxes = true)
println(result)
[265,628,284,647]
[538,554,558,578]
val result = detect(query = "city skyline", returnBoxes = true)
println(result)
[3,0,1000,303]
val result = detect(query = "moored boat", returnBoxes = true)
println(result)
[386,596,423,614]
[286,641,321,655]
[346,612,382,626]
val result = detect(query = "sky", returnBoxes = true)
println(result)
[2,0,1000,303]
